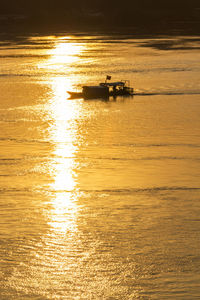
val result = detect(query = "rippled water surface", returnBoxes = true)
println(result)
[0,35,200,299]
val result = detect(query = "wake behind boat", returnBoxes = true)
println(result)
[67,76,134,99]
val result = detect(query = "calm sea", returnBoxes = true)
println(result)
[0,34,200,299]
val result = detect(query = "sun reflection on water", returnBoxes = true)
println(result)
[43,38,84,233]
[48,79,81,233]
[37,36,84,70]
[49,79,78,194]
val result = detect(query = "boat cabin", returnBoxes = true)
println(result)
[82,85,109,98]
[100,80,133,95]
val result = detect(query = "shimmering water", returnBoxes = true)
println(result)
[0,35,200,299]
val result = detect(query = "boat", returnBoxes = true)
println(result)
[67,77,134,99]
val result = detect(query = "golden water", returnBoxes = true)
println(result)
[0,35,200,299]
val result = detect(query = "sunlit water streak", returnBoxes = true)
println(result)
[46,77,79,234]
[0,35,200,299]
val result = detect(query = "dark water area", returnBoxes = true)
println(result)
[1,0,200,39]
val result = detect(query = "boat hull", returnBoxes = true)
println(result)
[68,90,134,99]
[67,91,83,99]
